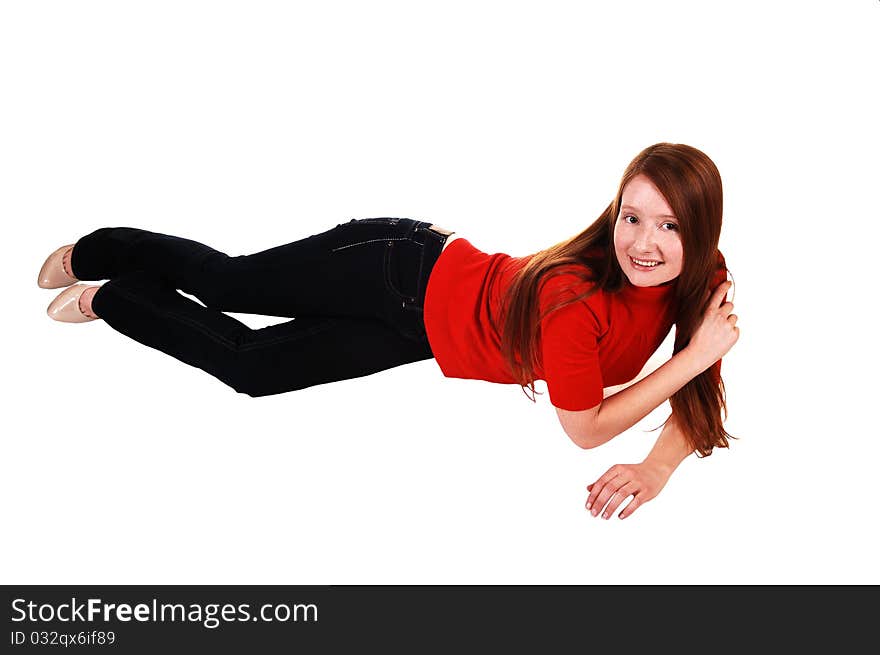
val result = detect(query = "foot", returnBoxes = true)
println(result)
[79,286,100,318]
[63,248,74,277]
[47,284,101,323]
[38,244,78,289]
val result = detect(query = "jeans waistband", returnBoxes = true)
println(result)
[412,221,453,308]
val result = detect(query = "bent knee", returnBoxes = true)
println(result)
[223,365,310,398]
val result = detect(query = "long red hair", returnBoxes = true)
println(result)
[490,143,734,456]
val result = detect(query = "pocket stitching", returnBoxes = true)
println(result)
[330,237,410,253]
[383,241,418,302]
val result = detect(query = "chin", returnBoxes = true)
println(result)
[623,269,675,286]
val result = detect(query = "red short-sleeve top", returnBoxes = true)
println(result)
[422,238,681,411]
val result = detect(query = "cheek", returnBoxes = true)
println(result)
[662,234,683,257]
[612,233,629,263]
[667,244,684,273]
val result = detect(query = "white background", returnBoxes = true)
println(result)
[1,1,877,585]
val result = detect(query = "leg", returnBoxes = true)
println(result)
[91,271,436,397]
[69,219,440,328]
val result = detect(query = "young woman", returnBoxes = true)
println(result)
[37,142,739,520]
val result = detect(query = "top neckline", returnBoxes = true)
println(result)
[619,276,677,305]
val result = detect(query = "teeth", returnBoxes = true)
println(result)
[631,257,660,267]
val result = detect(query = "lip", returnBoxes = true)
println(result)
[629,256,663,271]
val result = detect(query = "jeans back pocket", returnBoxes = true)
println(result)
[384,239,421,302]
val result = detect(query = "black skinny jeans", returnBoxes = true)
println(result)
[69,218,454,397]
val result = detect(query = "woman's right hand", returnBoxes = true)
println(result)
[685,280,739,371]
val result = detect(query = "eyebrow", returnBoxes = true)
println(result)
[621,204,678,220]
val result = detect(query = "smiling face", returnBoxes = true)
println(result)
[613,174,684,287]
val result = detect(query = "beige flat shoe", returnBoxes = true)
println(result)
[38,244,78,289]
[47,284,100,323]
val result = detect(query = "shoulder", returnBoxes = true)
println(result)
[538,263,608,309]
[539,262,598,293]
[538,275,608,336]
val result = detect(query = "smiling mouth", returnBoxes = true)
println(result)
[630,256,663,268]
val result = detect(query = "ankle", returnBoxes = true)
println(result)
[62,247,75,278]
[78,286,100,319]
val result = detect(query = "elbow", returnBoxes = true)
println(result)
[570,431,603,450]
[556,402,605,449]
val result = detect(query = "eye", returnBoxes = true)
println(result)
[621,214,679,232]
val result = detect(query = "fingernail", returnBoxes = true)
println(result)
[586,502,592,510]
[602,512,609,519]
[591,509,598,516]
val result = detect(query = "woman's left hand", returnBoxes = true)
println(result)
[585,461,673,520]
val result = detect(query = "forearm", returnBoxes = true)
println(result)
[591,349,705,446]
[643,413,694,475]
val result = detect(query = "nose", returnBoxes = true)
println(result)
[633,224,657,253]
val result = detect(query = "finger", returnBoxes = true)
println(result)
[600,492,623,520]
[728,313,737,325]
[601,482,636,520]
[587,482,608,514]
[619,495,642,520]
[710,280,732,307]
[586,470,622,513]
[586,482,605,513]
[591,479,627,518]
[586,471,619,512]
